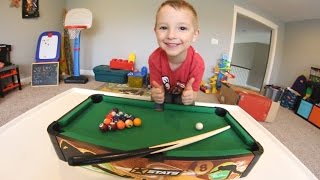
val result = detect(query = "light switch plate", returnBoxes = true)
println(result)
[211,38,219,45]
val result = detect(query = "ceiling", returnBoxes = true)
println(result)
[246,0,320,22]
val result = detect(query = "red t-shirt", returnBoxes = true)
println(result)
[148,46,205,94]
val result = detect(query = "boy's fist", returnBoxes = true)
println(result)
[151,81,165,104]
[182,78,195,105]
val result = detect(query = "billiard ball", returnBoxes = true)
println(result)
[112,108,119,113]
[133,118,142,127]
[113,116,119,121]
[99,123,108,132]
[105,114,113,119]
[110,111,116,116]
[125,119,133,128]
[195,122,203,130]
[108,122,117,131]
[103,118,112,125]
[116,121,126,130]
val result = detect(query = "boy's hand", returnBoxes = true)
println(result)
[151,81,165,104]
[182,78,196,105]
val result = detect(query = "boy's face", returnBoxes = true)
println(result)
[155,5,199,60]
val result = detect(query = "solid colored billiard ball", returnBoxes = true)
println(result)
[103,118,112,125]
[116,121,126,130]
[133,118,142,127]
[105,114,113,120]
[195,122,203,130]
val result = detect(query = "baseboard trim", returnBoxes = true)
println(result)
[80,69,94,76]
[21,77,31,85]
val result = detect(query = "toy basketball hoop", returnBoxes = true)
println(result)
[64,8,92,84]
[65,25,87,39]
[64,8,92,39]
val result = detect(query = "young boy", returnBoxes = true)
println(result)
[148,0,205,105]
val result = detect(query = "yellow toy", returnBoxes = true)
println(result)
[210,75,218,94]
[128,52,136,63]
[200,81,210,93]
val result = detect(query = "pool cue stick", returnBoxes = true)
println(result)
[150,125,230,154]
[68,125,230,166]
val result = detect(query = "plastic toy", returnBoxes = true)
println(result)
[303,87,312,100]
[35,31,61,62]
[110,59,134,71]
[200,81,210,93]
[214,54,234,90]
[210,75,218,93]
[127,67,148,88]
[64,8,92,84]
[128,53,136,63]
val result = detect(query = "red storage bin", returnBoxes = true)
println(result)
[308,105,320,128]
[237,92,272,121]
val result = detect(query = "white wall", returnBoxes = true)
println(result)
[0,0,65,78]
[278,19,320,87]
[65,0,237,82]
[1,0,287,86]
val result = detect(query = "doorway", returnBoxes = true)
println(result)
[228,6,278,92]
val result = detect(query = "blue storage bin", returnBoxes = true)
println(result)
[296,99,313,119]
[280,87,301,110]
[93,65,131,83]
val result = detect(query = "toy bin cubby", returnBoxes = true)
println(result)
[309,66,320,83]
[0,44,22,97]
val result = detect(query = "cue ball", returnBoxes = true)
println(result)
[195,122,203,130]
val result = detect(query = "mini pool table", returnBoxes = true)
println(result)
[48,94,263,180]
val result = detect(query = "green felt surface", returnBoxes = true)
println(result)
[58,95,256,158]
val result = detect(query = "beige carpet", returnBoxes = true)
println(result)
[0,76,105,127]
[0,77,319,179]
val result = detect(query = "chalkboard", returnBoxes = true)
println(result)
[31,62,59,87]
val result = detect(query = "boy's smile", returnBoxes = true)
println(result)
[155,5,199,63]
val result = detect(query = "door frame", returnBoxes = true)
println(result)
[229,5,278,86]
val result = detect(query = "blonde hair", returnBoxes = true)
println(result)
[156,0,199,28]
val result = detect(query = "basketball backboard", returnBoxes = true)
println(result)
[64,8,92,29]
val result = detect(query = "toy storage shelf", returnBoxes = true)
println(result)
[0,65,22,97]
[309,67,320,83]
